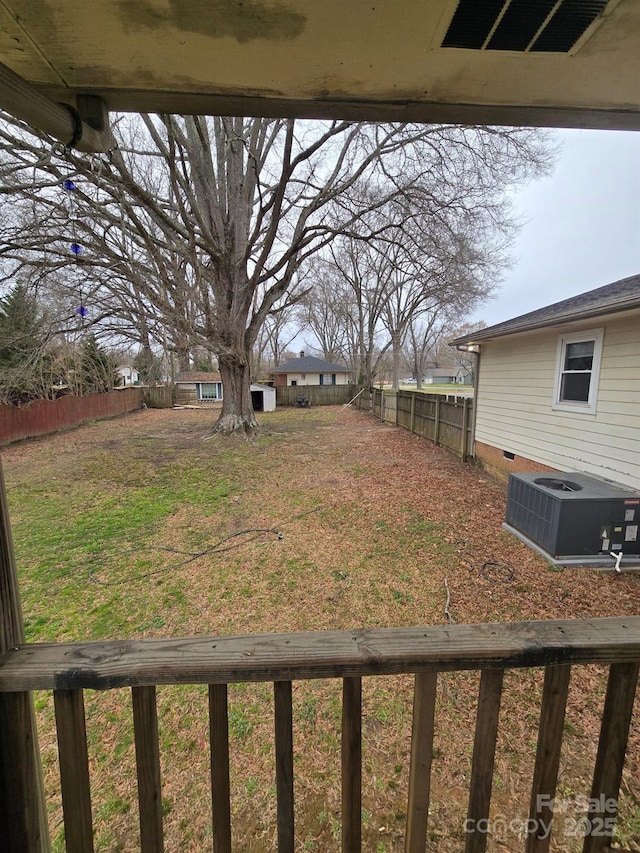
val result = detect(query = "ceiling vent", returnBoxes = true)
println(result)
[504,471,640,564]
[442,0,610,52]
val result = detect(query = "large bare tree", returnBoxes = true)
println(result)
[0,114,554,431]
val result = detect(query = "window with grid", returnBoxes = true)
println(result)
[553,329,603,414]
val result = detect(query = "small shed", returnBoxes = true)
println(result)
[251,383,276,412]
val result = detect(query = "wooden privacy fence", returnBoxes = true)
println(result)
[362,389,474,461]
[0,388,143,447]
[142,385,173,409]
[275,384,361,407]
[0,617,638,852]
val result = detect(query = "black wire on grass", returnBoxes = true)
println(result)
[88,506,324,587]
[481,561,515,583]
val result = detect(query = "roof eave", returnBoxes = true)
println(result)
[451,298,640,347]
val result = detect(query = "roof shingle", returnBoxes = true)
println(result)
[451,273,640,346]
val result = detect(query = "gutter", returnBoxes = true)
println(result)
[451,298,640,348]
[455,344,480,459]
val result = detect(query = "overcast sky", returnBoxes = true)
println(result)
[470,128,640,328]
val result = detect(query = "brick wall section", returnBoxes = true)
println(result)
[474,441,558,484]
[0,389,143,446]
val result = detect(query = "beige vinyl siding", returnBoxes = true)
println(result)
[475,314,640,489]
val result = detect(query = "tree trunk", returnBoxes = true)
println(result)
[215,354,259,435]
[391,331,402,390]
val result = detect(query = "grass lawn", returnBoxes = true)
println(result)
[2,405,639,851]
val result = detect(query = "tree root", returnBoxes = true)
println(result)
[212,412,261,436]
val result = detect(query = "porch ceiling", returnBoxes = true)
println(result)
[1,0,639,129]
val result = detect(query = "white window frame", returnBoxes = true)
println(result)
[552,328,604,415]
[197,381,223,401]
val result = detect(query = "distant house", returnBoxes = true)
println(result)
[450,274,640,489]
[270,352,351,387]
[422,368,458,384]
[117,365,140,386]
[173,372,276,411]
[455,368,473,385]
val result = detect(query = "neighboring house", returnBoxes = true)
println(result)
[174,372,223,404]
[450,274,640,489]
[455,368,473,385]
[173,372,276,412]
[423,368,458,384]
[270,352,351,387]
[117,365,140,386]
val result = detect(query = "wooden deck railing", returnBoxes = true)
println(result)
[0,616,638,853]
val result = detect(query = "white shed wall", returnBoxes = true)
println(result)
[475,312,640,489]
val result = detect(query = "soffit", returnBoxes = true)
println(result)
[1,0,639,128]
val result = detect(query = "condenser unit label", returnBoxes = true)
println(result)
[625,525,638,542]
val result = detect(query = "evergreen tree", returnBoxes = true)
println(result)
[0,284,50,403]
[79,335,118,394]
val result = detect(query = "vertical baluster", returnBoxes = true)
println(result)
[274,680,294,853]
[405,671,437,853]
[342,676,362,853]
[54,688,94,853]
[132,686,163,852]
[583,661,639,853]
[209,684,231,853]
[464,668,504,853]
[526,664,571,853]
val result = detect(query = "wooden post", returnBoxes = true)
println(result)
[465,668,504,853]
[342,677,362,853]
[405,672,437,853]
[434,397,441,446]
[274,680,294,853]
[583,661,640,853]
[132,686,164,852]
[0,457,49,852]
[526,664,571,853]
[461,398,470,461]
[54,689,94,853]
[410,393,416,435]
[209,684,232,853]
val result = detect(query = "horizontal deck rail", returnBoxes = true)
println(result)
[0,616,638,853]
[1,617,639,692]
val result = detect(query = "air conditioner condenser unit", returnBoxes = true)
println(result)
[504,472,640,566]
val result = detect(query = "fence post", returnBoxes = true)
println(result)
[0,459,49,852]
[434,397,441,446]
[381,390,385,422]
[461,397,470,461]
[410,393,416,434]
